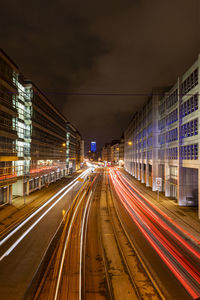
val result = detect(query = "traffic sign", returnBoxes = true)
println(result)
[156,177,162,189]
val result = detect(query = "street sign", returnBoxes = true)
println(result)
[155,177,162,201]
[155,177,162,189]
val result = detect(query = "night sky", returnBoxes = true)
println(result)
[1,0,199,150]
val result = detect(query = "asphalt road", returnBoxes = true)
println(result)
[0,169,91,300]
[109,168,200,300]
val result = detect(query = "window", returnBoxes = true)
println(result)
[158,118,165,130]
[158,133,165,145]
[166,89,178,110]
[147,136,152,147]
[181,69,198,96]
[167,147,178,160]
[166,128,178,143]
[166,109,178,126]
[181,119,198,138]
[180,144,198,160]
[147,123,152,135]
[159,101,165,116]
[147,150,152,160]
[158,149,165,160]
[194,144,198,159]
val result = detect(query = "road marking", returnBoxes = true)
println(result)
[79,190,93,300]
[54,189,87,300]
[0,168,91,247]
[0,169,91,261]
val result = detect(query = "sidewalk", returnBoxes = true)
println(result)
[0,172,80,238]
[121,169,200,243]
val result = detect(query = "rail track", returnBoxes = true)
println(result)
[99,170,163,300]
[32,169,164,300]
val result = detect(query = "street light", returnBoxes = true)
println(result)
[128,141,133,146]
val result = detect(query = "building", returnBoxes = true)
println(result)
[0,48,83,205]
[0,49,18,204]
[124,54,200,216]
[80,139,84,164]
[66,122,83,173]
[102,143,111,163]
[12,80,67,197]
[102,140,120,164]
[76,131,82,170]
[91,141,96,152]
[124,87,168,191]
[111,141,120,165]
[119,135,124,167]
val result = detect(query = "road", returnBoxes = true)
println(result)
[1,167,200,300]
[109,168,200,300]
[34,169,163,300]
[0,168,91,300]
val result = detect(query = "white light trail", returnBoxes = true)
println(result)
[79,190,92,300]
[0,169,91,261]
[54,190,87,300]
[0,168,90,247]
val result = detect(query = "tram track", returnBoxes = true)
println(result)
[32,168,167,300]
[100,170,162,300]
[109,167,200,299]
[33,173,98,300]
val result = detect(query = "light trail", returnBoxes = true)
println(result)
[54,189,87,300]
[0,169,91,261]
[109,168,200,299]
[119,170,200,245]
[79,190,92,300]
[0,168,91,246]
[115,171,200,259]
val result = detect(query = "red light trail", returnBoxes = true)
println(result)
[109,168,200,299]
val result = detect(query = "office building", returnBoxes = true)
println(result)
[124,54,200,216]
[0,48,83,204]
[12,80,67,197]
[111,141,120,165]
[119,135,124,167]
[0,49,18,204]
[91,141,96,152]
[66,122,83,173]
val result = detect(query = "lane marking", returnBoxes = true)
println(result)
[0,169,90,246]
[54,189,87,300]
[79,190,93,300]
[0,170,91,261]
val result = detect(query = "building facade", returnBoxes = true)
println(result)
[102,140,122,165]
[0,49,18,204]
[124,55,200,216]
[111,142,120,165]
[102,143,111,163]
[66,122,83,173]
[0,48,83,205]
[119,135,124,167]
[12,80,67,197]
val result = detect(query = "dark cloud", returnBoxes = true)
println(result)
[0,0,199,150]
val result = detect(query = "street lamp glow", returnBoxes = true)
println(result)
[128,141,132,146]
